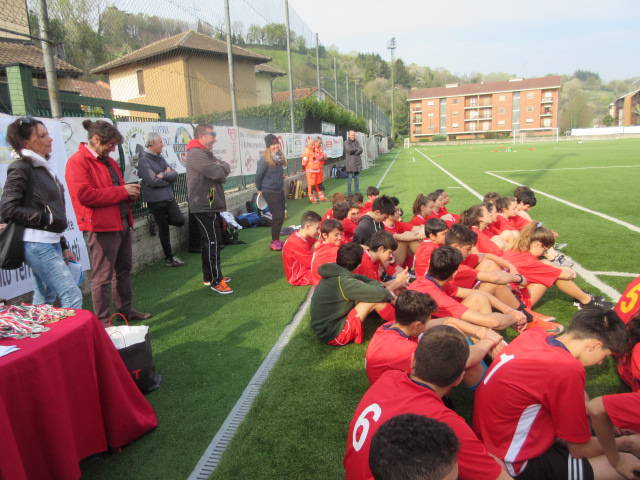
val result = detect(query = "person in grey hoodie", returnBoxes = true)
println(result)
[344,130,363,194]
[255,134,286,251]
[185,124,232,294]
[138,132,185,267]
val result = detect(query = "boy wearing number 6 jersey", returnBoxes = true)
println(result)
[473,309,632,480]
[344,326,509,480]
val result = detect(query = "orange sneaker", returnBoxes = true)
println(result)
[309,196,317,204]
[525,317,564,335]
[211,279,234,295]
[525,309,556,323]
[318,193,327,202]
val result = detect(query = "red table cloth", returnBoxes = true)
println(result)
[0,310,158,480]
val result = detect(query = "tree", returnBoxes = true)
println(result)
[246,24,265,44]
[292,34,306,54]
[559,79,594,132]
[601,114,615,126]
[263,23,287,49]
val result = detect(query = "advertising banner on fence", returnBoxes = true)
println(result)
[59,117,112,159]
[276,133,344,160]
[0,114,90,300]
[211,126,242,177]
[118,122,194,182]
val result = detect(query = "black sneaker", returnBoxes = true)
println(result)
[165,256,186,267]
[579,295,615,310]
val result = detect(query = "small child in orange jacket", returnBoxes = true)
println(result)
[302,138,327,203]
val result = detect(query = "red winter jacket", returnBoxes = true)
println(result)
[65,143,133,232]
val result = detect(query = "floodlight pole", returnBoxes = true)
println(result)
[333,57,338,104]
[224,0,238,127]
[346,74,349,111]
[283,0,295,133]
[315,33,321,92]
[37,0,61,117]
[387,37,397,139]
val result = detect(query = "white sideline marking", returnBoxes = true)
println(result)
[592,271,640,278]
[414,149,482,200]
[485,171,640,234]
[377,152,400,188]
[490,165,640,174]
[415,148,621,301]
[188,289,314,480]
[188,152,400,479]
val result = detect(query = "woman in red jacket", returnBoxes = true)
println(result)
[65,120,151,325]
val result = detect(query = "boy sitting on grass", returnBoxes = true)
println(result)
[282,210,321,286]
[409,246,526,331]
[354,230,410,293]
[365,290,503,387]
[353,195,396,245]
[360,186,380,215]
[413,218,448,278]
[310,242,396,346]
[342,201,360,243]
[310,219,343,286]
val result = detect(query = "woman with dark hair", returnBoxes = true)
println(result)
[255,134,286,251]
[65,119,150,325]
[0,117,82,308]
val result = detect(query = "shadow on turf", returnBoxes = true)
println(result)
[509,152,578,187]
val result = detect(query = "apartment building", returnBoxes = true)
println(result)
[610,88,640,126]
[407,76,561,141]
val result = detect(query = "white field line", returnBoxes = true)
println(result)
[188,151,400,479]
[485,171,640,234]
[377,151,400,188]
[490,165,640,174]
[414,149,483,200]
[415,148,621,300]
[592,271,640,278]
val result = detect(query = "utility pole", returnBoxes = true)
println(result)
[346,74,349,112]
[387,37,397,138]
[224,0,237,127]
[37,0,61,117]
[333,57,338,104]
[283,0,295,133]
[315,33,321,92]
[354,81,358,116]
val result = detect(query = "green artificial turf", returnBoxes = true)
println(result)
[210,141,639,480]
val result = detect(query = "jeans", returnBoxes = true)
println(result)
[23,241,83,309]
[346,171,360,194]
[148,200,185,259]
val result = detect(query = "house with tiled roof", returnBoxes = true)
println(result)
[255,62,285,105]
[407,76,561,141]
[92,30,279,118]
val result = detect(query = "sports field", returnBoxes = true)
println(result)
[82,138,640,479]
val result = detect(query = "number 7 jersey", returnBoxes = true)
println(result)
[344,370,502,480]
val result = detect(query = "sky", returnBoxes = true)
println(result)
[290,0,639,82]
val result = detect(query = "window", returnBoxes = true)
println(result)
[452,99,459,104]
[543,118,551,127]
[527,106,534,112]
[427,100,434,106]
[452,111,459,116]
[136,69,145,96]
[482,121,490,131]
[526,92,534,99]
[452,123,459,128]
[427,113,434,118]
[499,107,505,113]
[414,125,421,134]
[413,113,422,124]
[470,98,477,105]
[498,120,505,125]
[526,118,533,123]
[499,95,506,101]
[469,123,476,131]
[544,91,553,98]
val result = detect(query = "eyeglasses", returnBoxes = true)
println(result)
[17,116,35,127]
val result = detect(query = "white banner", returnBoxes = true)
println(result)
[276,133,344,160]
[211,126,242,177]
[59,117,112,159]
[239,127,267,176]
[118,122,194,182]
[0,114,90,300]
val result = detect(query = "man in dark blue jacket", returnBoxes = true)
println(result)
[138,132,185,267]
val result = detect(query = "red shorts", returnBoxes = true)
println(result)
[327,308,363,346]
[306,171,323,186]
[602,392,640,432]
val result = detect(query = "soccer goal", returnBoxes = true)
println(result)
[513,128,560,144]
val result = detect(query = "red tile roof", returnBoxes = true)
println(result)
[67,79,111,99]
[0,40,81,75]
[408,76,562,101]
[272,87,317,103]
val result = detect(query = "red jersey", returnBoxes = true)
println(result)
[282,233,316,286]
[510,214,531,230]
[322,208,334,221]
[617,343,640,391]
[472,226,503,256]
[602,392,640,432]
[384,221,412,235]
[344,370,502,480]
[451,264,478,289]
[354,250,381,282]
[408,275,468,319]
[473,330,590,476]
[310,242,339,286]
[360,201,373,215]
[485,215,515,236]
[413,240,439,278]
[502,250,562,287]
[409,215,426,227]
[365,322,418,384]
[342,218,357,243]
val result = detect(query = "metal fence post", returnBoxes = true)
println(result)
[315,33,321,93]
[283,0,295,134]
[37,0,61,117]
[224,0,244,186]
[346,74,349,112]
[333,57,338,105]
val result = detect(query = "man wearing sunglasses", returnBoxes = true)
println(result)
[185,124,233,295]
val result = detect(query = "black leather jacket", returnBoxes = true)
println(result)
[0,156,68,234]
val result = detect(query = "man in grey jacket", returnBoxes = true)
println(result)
[344,130,363,194]
[138,132,185,267]
[186,124,233,294]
